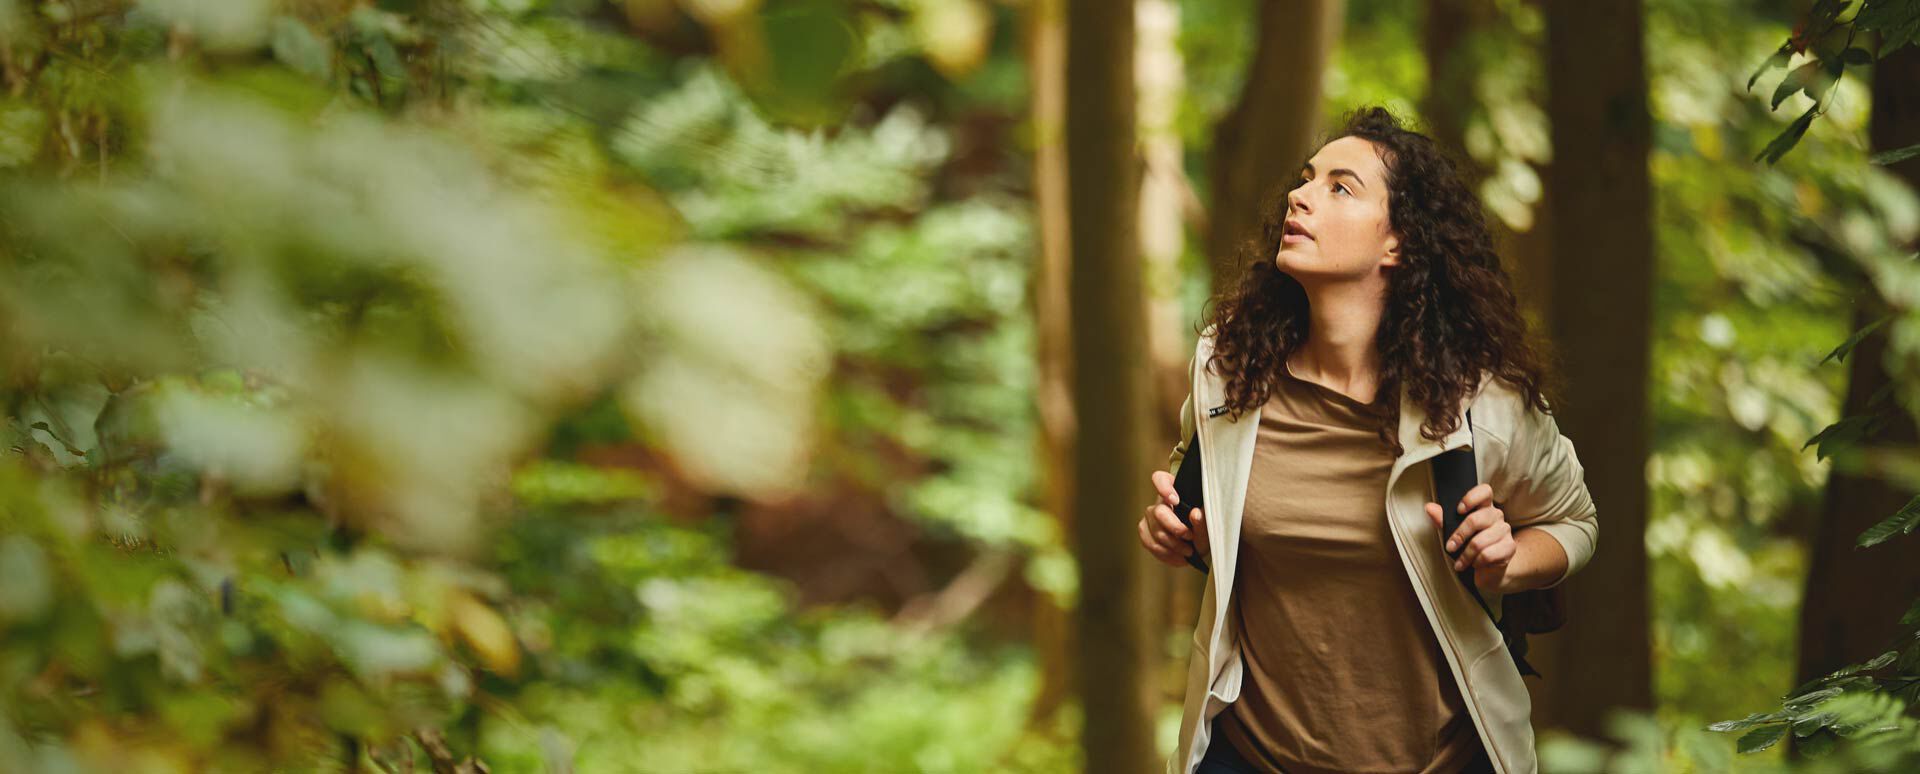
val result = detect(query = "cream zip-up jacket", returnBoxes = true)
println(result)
[1164,327,1599,774]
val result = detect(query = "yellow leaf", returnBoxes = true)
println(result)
[448,591,520,678]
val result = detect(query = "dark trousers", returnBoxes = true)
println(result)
[1194,713,1262,774]
[1195,711,1497,774]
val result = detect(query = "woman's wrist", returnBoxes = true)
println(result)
[1499,527,1570,594]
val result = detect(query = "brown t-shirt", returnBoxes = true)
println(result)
[1216,359,1483,774]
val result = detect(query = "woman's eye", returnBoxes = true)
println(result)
[1332,182,1350,196]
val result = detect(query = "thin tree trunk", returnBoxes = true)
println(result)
[1538,0,1656,738]
[1139,0,1191,428]
[1205,0,1343,291]
[1066,0,1155,769]
[1420,0,1552,322]
[1420,0,1483,172]
[1135,0,1191,712]
[1794,40,1920,705]
[1023,0,1076,730]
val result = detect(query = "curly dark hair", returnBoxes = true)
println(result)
[1197,106,1560,457]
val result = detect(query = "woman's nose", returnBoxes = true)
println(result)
[1286,187,1309,214]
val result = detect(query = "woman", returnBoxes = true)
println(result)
[1136,107,1599,774]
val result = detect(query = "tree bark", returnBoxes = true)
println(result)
[1066,0,1155,769]
[1794,40,1920,703]
[1023,0,1077,730]
[1420,0,1485,173]
[1537,0,1656,737]
[1205,0,1343,291]
[1136,0,1196,713]
[1421,0,1553,323]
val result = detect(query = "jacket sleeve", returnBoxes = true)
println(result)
[1496,399,1598,588]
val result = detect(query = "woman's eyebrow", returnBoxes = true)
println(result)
[1300,162,1368,190]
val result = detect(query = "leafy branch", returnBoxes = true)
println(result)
[1747,0,1920,164]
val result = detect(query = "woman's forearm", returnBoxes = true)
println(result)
[1502,527,1570,593]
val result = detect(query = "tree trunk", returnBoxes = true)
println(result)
[1419,0,1484,175]
[1135,0,1197,714]
[1794,40,1920,704]
[1066,0,1155,770]
[1537,0,1656,738]
[1205,0,1343,291]
[1023,0,1076,730]
[1420,0,1553,323]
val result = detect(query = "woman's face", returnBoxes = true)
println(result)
[1273,135,1401,281]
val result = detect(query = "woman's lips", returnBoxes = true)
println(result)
[1282,219,1314,244]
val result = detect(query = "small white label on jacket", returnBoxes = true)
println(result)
[1207,405,1228,418]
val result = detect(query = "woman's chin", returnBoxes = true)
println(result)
[1274,250,1319,273]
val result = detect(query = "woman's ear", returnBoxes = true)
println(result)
[1380,232,1402,267]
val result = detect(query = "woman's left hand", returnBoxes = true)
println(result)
[1425,482,1514,594]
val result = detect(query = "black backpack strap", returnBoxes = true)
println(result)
[1174,406,1542,677]
[1171,429,1209,573]
[1430,407,1542,678]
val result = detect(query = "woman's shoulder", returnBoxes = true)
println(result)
[1194,323,1220,363]
[1466,370,1539,445]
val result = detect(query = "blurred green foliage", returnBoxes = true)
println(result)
[0,0,1068,771]
[4,0,1920,771]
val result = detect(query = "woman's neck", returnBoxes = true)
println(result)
[1290,282,1387,401]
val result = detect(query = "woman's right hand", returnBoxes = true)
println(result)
[1140,470,1208,567]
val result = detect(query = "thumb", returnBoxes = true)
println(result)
[1424,502,1443,530]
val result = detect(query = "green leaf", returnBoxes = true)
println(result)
[1858,649,1899,672]
[1802,413,1874,461]
[1736,723,1787,753]
[1798,727,1837,756]
[1870,143,1920,166]
[1709,710,1784,733]
[1810,61,1844,110]
[1756,108,1817,165]
[1842,46,1874,65]
[1858,498,1920,547]
[1821,313,1891,364]
[1786,652,1901,698]
[1787,686,1845,710]
[1902,598,1920,627]
[1858,2,1920,59]
[1815,690,1908,736]
[1791,710,1837,737]
[1773,61,1821,110]
[1748,45,1795,92]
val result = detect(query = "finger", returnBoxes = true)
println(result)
[1447,506,1502,553]
[1139,519,1185,565]
[1456,482,1495,514]
[1446,519,1478,555]
[1149,517,1191,556]
[1152,503,1191,541]
[1475,535,1516,567]
[1425,502,1444,530]
[1190,507,1209,548]
[1458,523,1511,570]
[1151,470,1178,505]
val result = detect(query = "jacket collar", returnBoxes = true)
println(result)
[1196,329,1480,465]
[1393,371,1486,469]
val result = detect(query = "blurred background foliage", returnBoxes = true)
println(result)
[0,0,1917,771]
